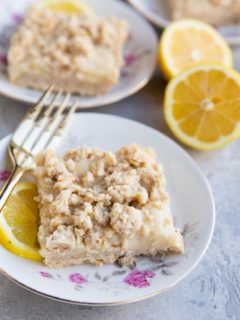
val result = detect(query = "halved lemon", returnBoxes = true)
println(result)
[0,183,41,261]
[41,0,93,14]
[159,19,233,79]
[164,64,240,150]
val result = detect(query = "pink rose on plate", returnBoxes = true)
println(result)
[0,55,8,66]
[12,13,23,24]
[0,170,11,181]
[124,269,155,288]
[40,271,53,279]
[69,273,86,285]
[124,53,137,67]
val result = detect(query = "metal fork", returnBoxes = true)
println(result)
[0,86,77,212]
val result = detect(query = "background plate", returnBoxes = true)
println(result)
[0,0,157,108]
[127,0,240,46]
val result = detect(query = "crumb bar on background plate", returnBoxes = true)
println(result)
[168,0,240,26]
[8,3,128,96]
[34,144,184,268]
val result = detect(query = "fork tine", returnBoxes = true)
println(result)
[20,90,62,152]
[28,84,54,120]
[52,92,71,118]
[46,101,77,150]
[30,93,71,155]
[43,89,63,117]
[12,85,54,146]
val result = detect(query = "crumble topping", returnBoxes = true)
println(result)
[34,144,184,267]
[8,3,128,95]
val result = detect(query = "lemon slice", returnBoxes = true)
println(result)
[0,183,41,261]
[159,19,233,79]
[41,0,93,14]
[164,64,240,150]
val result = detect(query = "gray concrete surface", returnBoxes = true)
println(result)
[0,51,240,320]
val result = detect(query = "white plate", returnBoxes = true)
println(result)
[0,113,215,305]
[0,0,157,108]
[127,0,240,46]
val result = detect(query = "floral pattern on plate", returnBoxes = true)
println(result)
[38,222,199,291]
[0,169,11,181]
[124,269,155,288]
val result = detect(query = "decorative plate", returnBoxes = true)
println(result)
[127,0,240,45]
[0,0,157,108]
[0,113,215,305]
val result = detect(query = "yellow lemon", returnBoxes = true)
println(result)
[0,183,41,261]
[164,64,240,150]
[159,19,233,79]
[42,0,93,14]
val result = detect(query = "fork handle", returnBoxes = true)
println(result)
[0,166,24,212]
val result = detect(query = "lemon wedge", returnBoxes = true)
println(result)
[164,64,240,150]
[0,183,41,261]
[159,19,233,79]
[42,0,93,14]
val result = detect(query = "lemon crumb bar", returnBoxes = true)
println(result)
[34,144,184,268]
[168,0,240,26]
[8,3,128,96]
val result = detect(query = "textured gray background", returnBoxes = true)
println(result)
[0,37,240,320]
